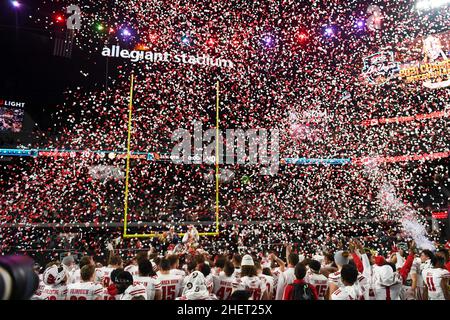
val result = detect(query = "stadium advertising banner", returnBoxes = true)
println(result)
[0,99,25,133]
[397,30,450,88]
[361,30,450,88]
[432,211,449,219]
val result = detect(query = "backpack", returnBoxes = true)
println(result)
[291,283,314,300]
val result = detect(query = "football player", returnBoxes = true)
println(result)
[66,265,103,300]
[40,265,68,300]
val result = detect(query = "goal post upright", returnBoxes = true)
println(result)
[123,78,221,238]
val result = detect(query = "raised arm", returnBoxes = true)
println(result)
[356,241,372,278]
[269,253,286,273]
[349,241,364,273]
[398,242,416,284]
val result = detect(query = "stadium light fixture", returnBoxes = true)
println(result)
[55,14,65,24]
[324,27,334,36]
[181,35,191,45]
[261,34,276,48]
[296,32,308,43]
[11,1,21,8]
[121,28,132,38]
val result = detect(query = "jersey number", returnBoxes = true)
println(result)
[251,288,262,300]
[103,276,110,287]
[216,287,233,300]
[162,285,176,300]
[426,276,436,292]
[315,285,327,298]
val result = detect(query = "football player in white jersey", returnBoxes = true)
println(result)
[196,262,214,292]
[97,255,123,288]
[168,254,186,278]
[213,260,236,300]
[354,240,413,300]
[269,253,286,300]
[69,256,94,284]
[422,256,450,300]
[177,271,218,300]
[255,261,274,300]
[416,249,434,300]
[124,251,149,276]
[100,268,123,300]
[40,265,68,300]
[61,255,77,284]
[373,264,402,300]
[305,260,329,300]
[232,255,269,300]
[133,259,162,300]
[231,254,242,278]
[385,243,417,300]
[402,258,420,300]
[331,264,365,300]
[328,250,350,298]
[275,249,299,300]
[113,270,147,300]
[66,265,103,300]
[212,255,227,276]
[157,258,183,300]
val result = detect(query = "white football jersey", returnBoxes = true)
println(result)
[417,259,432,288]
[305,271,329,300]
[124,264,139,276]
[65,268,78,284]
[271,268,282,299]
[233,268,241,278]
[331,284,365,300]
[374,282,402,300]
[402,261,416,288]
[66,282,104,300]
[170,269,186,277]
[329,271,372,300]
[259,274,274,299]
[176,294,218,300]
[205,274,214,292]
[97,267,116,287]
[211,267,222,276]
[40,284,67,300]
[422,268,450,300]
[413,259,432,300]
[157,273,183,300]
[372,272,402,301]
[275,268,295,300]
[212,274,235,300]
[120,284,147,300]
[400,260,420,300]
[356,273,373,300]
[70,269,81,284]
[133,275,161,300]
[233,276,266,300]
[328,270,343,288]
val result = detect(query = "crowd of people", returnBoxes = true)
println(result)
[31,234,450,300]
